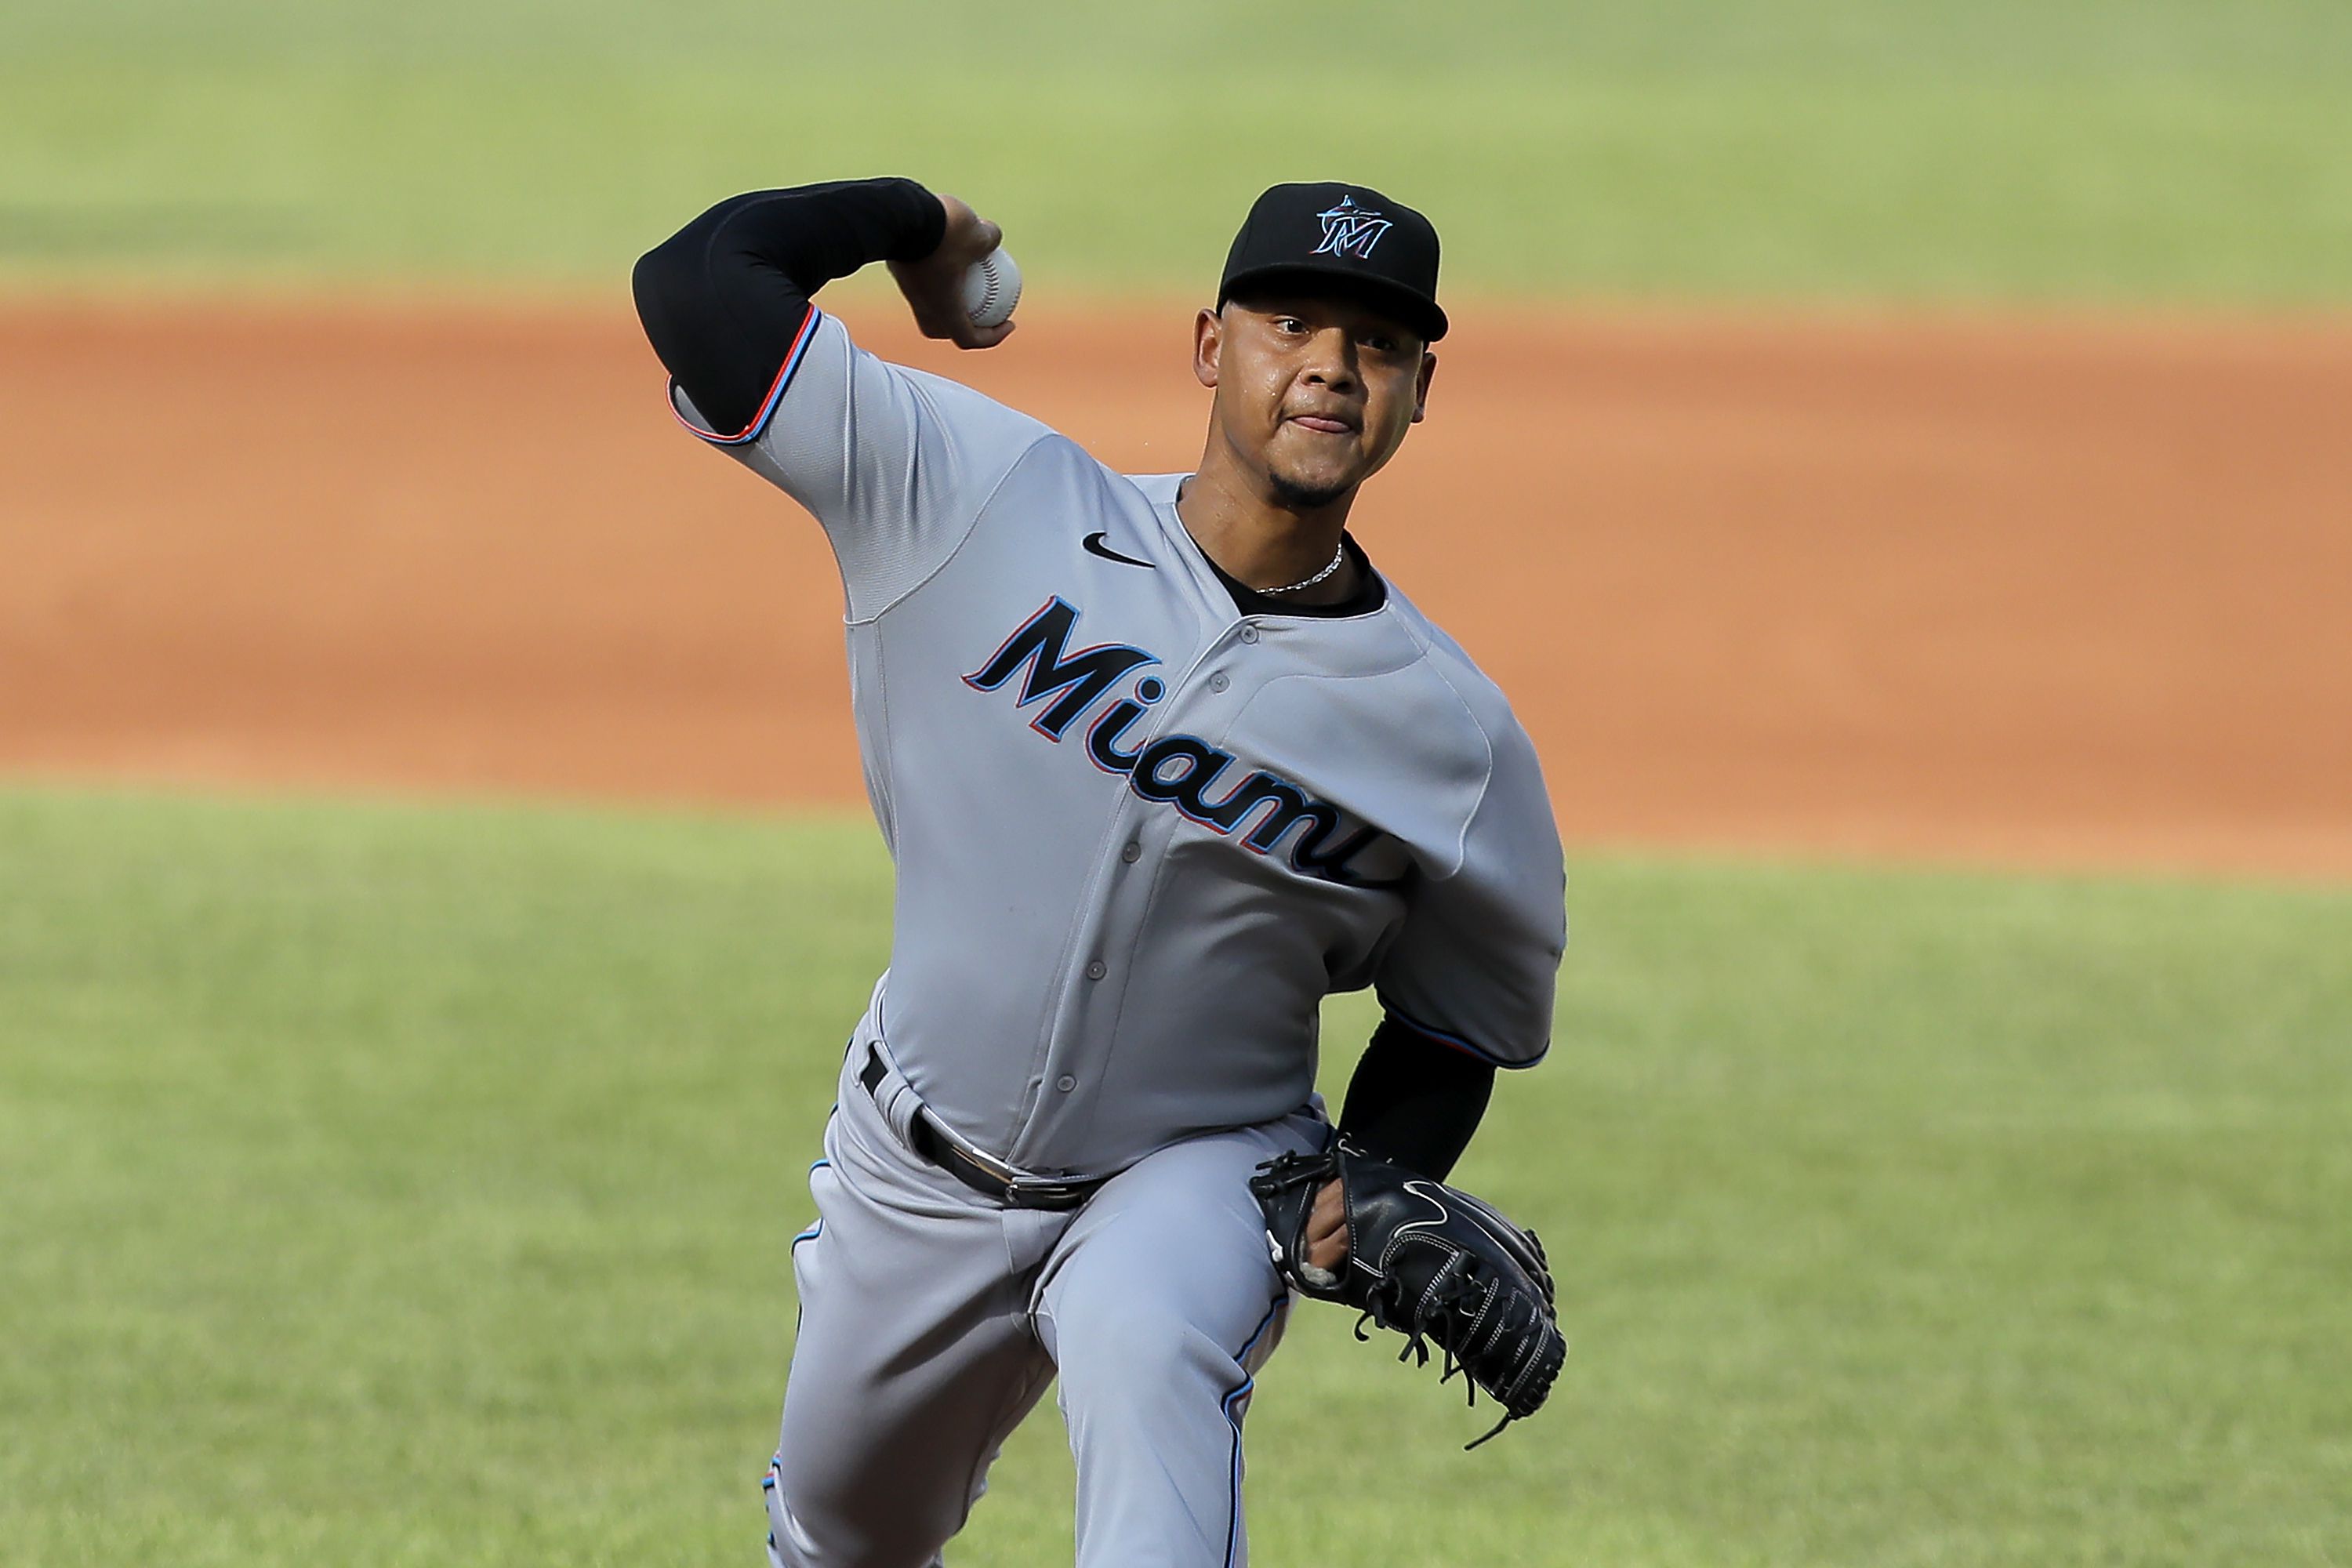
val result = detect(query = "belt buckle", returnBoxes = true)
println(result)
[1003,1175,1091,1210]
[918,1109,1096,1210]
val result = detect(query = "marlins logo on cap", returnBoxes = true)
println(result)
[1218,180,1447,342]
[1312,195,1393,261]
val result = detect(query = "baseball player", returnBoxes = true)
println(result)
[633,176,1566,1568]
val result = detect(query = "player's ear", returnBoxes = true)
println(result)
[1410,350,1436,424]
[1193,307,1223,390]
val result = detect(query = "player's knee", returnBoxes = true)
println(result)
[1054,1294,1242,1415]
[767,1446,953,1568]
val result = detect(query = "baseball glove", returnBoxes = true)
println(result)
[1250,1139,1566,1447]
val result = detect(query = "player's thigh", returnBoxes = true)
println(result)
[1035,1109,1326,1388]
[769,1098,1053,1565]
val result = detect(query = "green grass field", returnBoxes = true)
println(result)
[2,0,2349,300]
[5,787,2347,1566]
[5,5,2349,1563]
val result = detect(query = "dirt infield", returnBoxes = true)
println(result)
[3,296,2347,877]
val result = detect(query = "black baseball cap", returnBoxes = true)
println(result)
[1218,181,1446,343]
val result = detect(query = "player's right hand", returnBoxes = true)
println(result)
[887,194,1017,351]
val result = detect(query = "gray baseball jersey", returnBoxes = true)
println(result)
[673,307,1566,1179]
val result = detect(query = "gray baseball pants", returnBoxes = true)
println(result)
[761,1050,1328,1568]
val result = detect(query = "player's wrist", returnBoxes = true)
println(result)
[881,180,950,263]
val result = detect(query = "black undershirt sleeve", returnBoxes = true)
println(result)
[1337,1014,1497,1181]
[631,177,946,437]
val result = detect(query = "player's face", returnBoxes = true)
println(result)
[1196,293,1436,510]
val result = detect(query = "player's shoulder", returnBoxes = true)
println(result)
[1373,586,1559,876]
[1375,581,1537,757]
[1223,575,1542,873]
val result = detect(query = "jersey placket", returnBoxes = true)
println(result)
[1005,614,1269,1171]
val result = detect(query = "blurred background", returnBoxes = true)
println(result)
[2,3,2347,1565]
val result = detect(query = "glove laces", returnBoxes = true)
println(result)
[1352,1253,1523,1450]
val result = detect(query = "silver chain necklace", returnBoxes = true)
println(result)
[1258,538,1348,597]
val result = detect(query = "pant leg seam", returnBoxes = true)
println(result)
[1220,1289,1289,1568]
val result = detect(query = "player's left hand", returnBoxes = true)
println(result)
[887,193,1017,351]
[1252,1142,1566,1447]
[1305,1178,1348,1274]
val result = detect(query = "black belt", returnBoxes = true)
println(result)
[857,1046,1111,1211]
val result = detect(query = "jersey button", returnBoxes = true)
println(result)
[1056,1075,1078,1093]
[1239,625,1261,644]
[1085,960,1106,981]
[1120,841,1142,863]
[1209,672,1230,693]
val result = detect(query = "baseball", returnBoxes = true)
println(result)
[960,248,1021,329]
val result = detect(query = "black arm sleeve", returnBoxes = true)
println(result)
[630,177,947,437]
[1337,1014,1497,1181]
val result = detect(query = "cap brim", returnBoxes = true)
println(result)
[1218,263,1447,344]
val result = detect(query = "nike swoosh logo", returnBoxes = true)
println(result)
[1082,532,1156,569]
